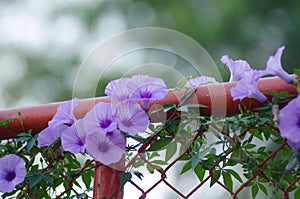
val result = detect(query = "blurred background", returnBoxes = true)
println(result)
[0,0,299,108]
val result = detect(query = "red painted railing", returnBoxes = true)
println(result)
[0,76,297,199]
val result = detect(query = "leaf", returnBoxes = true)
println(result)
[243,143,256,149]
[0,118,18,127]
[151,160,168,165]
[225,169,243,183]
[162,104,176,112]
[43,175,54,185]
[177,104,208,112]
[191,153,201,169]
[146,164,154,174]
[26,138,36,152]
[29,175,43,189]
[210,170,221,187]
[194,164,205,181]
[165,141,177,162]
[251,184,259,199]
[147,137,173,151]
[258,183,268,196]
[82,172,92,189]
[120,172,132,186]
[222,171,233,191]
[180,161,192,175]
[294,189,300,199]
[179,89,197,106]
[133,171,144,180]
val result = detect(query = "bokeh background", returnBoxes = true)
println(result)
[0,0,299,109]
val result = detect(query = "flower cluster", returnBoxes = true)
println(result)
[222,46,300,152]
[37,74,168,165]
[221,46,293,103]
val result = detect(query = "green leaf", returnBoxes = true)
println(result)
[222,171,233,191]
[191,153,201,169]
[26,138,36,152]
[43,176,54,185]
[120,172,132,186]
[210,170,221,187]
[165,141,177,162]
[133,171,144,180]
[148,151,160,159]
[258,183,268,196]
[147,137,173,151]
[180,161,192,175]
[194,164,205,181]
[146,164,154,174]
[162,104,176,112]
[294,189,300,199]
[0,118,18,127]
[243,143,256,149]
[251,184,259,199]
[225,169,243,183]
[179,89,197,106]
[177,103,208,112]
[82,172,92,189]
[151,160,168,165]
[29,175,43,189]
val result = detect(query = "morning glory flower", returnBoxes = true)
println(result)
[114,101,150,136]
[265,46,293,84]
[221,55,252,82]
[48,98,79,127]
[105,77,132,101]
[231,70,267,103]
[61,120,86,154]
[38,98,79,147]
[83,102,117,135]
[185,76,217,87]
[38,125,67,147]
[0,154,26,193]
[127,74,168,109]
[278,94,300,147]
[85,131,125,165]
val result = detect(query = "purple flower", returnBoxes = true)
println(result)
[48,98,79,127]
[61,120,86,154]
[278,95,300,148]
[185,76,217,87]
[0,154,26,193]
[38,125,67,147]
[221,55,252,82]
[85,131,125,165]
[105,78,132,101]
[114,101,150,136]
[83,102,117,135]
[231,70,267,103]
[38,98,79,147]
[265,46,293,84]
[127,75,168,109]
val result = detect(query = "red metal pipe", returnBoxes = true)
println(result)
[0,76,297,199]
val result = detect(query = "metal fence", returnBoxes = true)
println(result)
[0,76,298,199]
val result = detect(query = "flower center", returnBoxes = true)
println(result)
[5,171,16,181]
[107,131,114,136]
[122,119,133,127]
[98,143,109,152]
[100,119,112,129]
[140,91,152,98]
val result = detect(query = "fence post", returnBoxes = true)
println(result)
[93,162,124,199]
